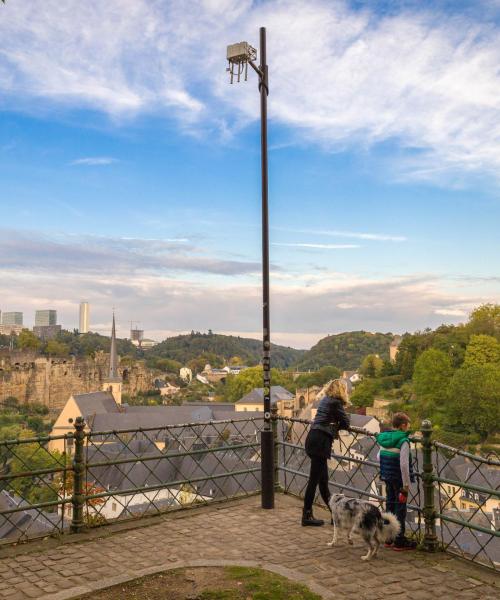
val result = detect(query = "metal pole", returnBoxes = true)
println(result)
[70,416,86,533]
[421,420,438,551]
[259,26,274,509]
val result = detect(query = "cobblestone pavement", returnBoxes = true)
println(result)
[0,494,498,599]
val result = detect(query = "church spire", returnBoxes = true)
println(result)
[103,312,122,404]
[109,312,119,381]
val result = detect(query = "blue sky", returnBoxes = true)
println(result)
[0,0,499,348]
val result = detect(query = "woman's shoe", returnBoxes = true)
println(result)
[301,510,324,526]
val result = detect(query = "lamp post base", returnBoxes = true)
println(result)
[261,428,274,509]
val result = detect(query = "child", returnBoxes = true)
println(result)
[376,412,417,550]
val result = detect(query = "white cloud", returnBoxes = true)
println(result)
[70,157,118,166]
[0,229,262,276]
[1,1,500,177]
[273,227,407,242]
[434,308,467,317]
[1,236,496,347]
[272,242,360,249]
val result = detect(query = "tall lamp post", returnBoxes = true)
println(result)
[227,27,274,509]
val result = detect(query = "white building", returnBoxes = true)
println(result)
[79,301,89,333]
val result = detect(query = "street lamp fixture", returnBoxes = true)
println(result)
[227,28,273,510]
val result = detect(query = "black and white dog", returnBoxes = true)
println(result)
[327,493,400,560]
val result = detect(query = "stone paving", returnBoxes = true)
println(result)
[0,494,498,599]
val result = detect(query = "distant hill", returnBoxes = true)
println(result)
[148,332,305,369]
[295,331,393,371]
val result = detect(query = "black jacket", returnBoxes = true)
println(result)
[310,395,350,439]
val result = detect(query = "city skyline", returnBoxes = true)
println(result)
[1,1,499,348]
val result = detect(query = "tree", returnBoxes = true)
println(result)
[412,349,453,408]
[152,358,182,373]
[45,340,70,357]
[350,379,382,407]
[467,304,500,340]
[463,335,500,368]
[360,354,384,378]
[446,364,500,438]
[294,365,341,388]
[222,366,294,403]
[17,329,41,351]
[7,429,65,506]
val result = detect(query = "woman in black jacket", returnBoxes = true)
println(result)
[302,378,351,526]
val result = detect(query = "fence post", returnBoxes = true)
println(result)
[421,419,438,551]
[70,416,85,533]
[271,406,279,491]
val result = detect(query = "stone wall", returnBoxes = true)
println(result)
[0,351,155,413]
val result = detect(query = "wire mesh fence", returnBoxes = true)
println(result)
[67,417,264,529]
[433,442,500,571]
[276,417,423,539]
[1,413,498,573]
[0,432,72,544]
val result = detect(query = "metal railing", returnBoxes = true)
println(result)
[432,440,500,570]
[276,416,499,571]
[1,414,498,572]
[0,415,263,543]
[276,415,424,541]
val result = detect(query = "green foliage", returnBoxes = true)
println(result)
[44,340,70,356]
[467,303,500,340]
[350,379,382,407]
[220,566,322,600]
[55,330,138,357]
[413,349,453,408]
[221,366,295,403]
[463,334,500,367]
[0,333,13,348]
[296,331,393,371]
[17,329,41,350]
[445,364,500,438]
[6,429,64,507]
[147,357,183,373]
[360,354,384,378]
[147,332,304,370]
[294,365,341,388]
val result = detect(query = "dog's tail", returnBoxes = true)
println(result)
[378,512,401,542]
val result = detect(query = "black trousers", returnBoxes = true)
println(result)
[386,480,407,540]
[303,455,330,511]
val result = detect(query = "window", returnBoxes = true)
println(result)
[112,502,117,512]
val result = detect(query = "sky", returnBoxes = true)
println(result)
[0,0,499,349]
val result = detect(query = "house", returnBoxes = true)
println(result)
[179,367,193,383]
[235,386,294,413]
[0,490,60,540]
[438,459,500,518]
[201,364,228,383]
[223,365,248,375]
[49,314,123,453]
[342,370,362,384]
[154,379,180,398]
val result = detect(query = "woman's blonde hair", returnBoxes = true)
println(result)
[323,378,351,405]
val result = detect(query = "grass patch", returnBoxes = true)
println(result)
[205,566,321,599]
[76,566,321,600]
